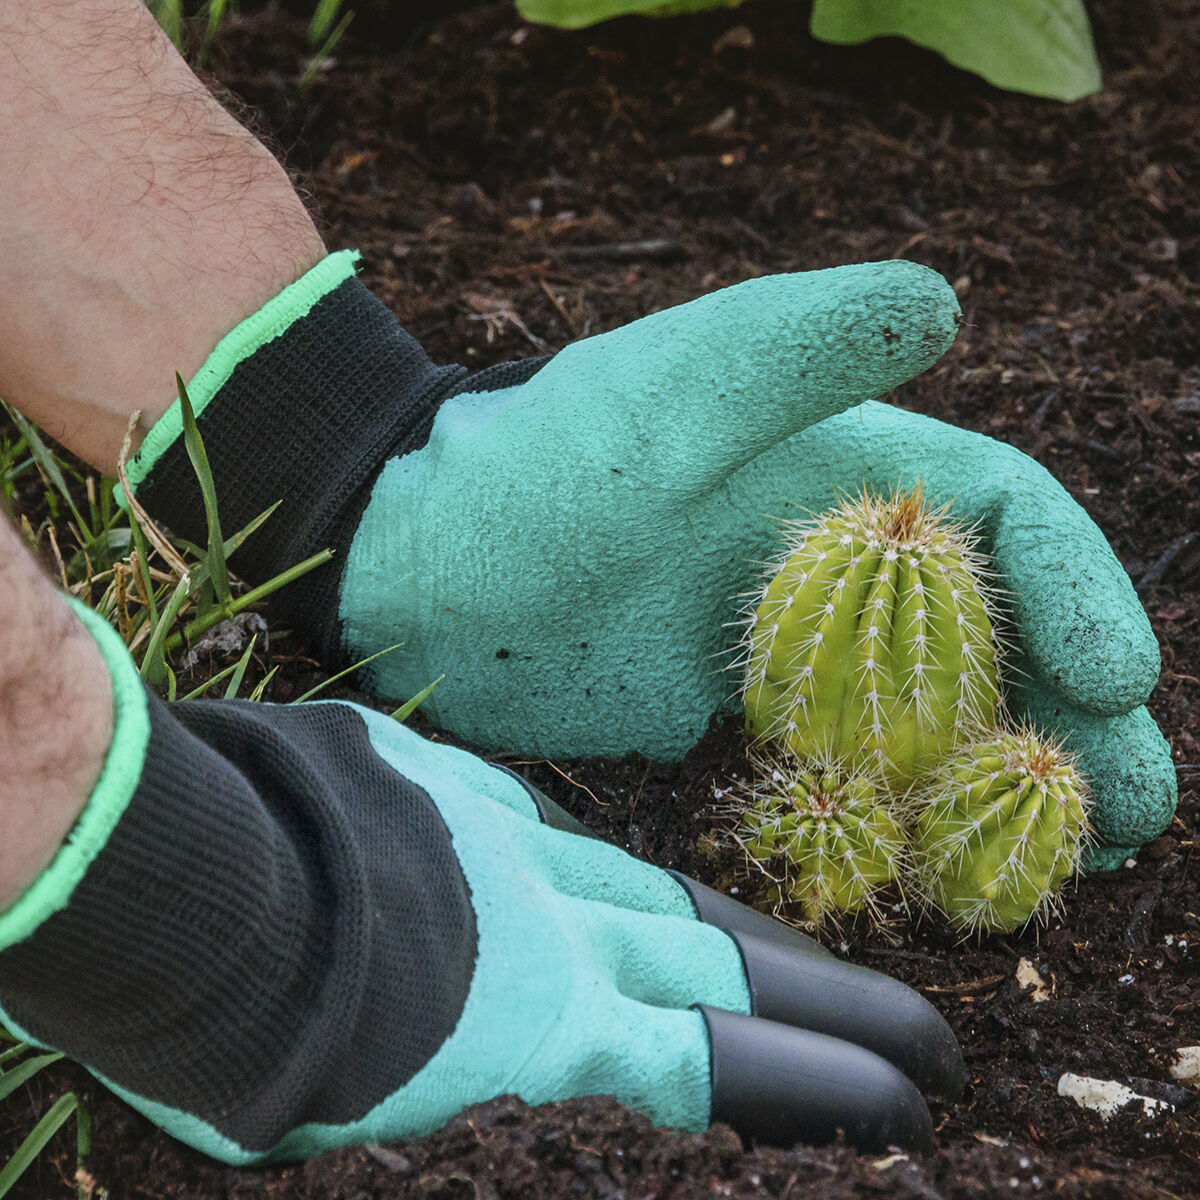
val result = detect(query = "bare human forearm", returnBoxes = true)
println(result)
[0,0,325,473]
[0,514,113,910]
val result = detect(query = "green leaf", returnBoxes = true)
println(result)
[308,0,345,46]
[289,642,405,704]
[516,0,740,30]
[0,1093,79,1199]
[391,674,444,722]
[223,634,258,699]
[0,1052,64,1103]
[809,0,1100,102]
[176,375,232,606]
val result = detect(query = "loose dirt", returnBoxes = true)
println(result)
[3,0,1196,1195]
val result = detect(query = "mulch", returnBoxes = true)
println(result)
[3,0,1197,1195]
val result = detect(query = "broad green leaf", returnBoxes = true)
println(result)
[810,0,1101,102]
[517,0,740,30]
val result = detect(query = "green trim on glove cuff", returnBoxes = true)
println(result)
[0,600,149,950]
[123,249,361,493]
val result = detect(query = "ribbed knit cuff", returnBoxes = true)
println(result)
[124,250,477,664]
[0,599,148,952]
[0,690,477,1154]
[124,250,361,493]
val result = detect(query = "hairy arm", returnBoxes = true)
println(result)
[0,514,112,910]
[0,0,325,472]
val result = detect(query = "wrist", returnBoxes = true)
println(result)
[0,587,143,918]
[0,0,325,474]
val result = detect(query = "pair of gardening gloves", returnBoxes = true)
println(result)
[0,254,1174,1165]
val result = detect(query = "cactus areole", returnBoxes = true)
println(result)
[738,757,905,923]
[743,485,1001,788]
[915,728,1090,934]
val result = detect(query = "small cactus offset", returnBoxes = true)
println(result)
[736,754,906,924]
[742,484,1001,788]
[913,727,1090,935]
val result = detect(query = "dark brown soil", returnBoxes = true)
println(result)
[3,0,1198,1196]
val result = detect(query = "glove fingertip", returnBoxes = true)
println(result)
[1025,615,1161,715]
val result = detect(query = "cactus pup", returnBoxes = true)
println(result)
[735,754,906,924]
[742,484,1001,789]
[913,727,1090,935]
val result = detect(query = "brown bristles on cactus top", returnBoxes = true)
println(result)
[733,753,907,925]
[742,484,1002,789]
[913,726,1091,936]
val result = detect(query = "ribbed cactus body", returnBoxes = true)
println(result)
[737,758,905,923]
[743,487,1000,788]
[914,730,1090,934]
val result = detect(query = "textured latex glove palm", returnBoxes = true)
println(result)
[340,274,1172,865]
[130,252,1171,867]
[341,260,959,755]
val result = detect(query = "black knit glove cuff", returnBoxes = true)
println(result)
[136,272,466,661]
[132,256,550,665]
[0,688,477,1154]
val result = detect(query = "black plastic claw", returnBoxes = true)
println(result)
[700,1005,934,1153]
[667,871,833,959]
[728,930,965,1101]
[488,764,595,837]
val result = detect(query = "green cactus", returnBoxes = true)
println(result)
[735,754,906,923]
[742,485,1001,789]
[913,727,1090,935]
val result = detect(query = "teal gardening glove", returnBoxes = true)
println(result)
[0,603,960,1161]
[127,252,1175,868]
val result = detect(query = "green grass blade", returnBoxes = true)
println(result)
[129,519,159,628]
[223,635,258,699]
[248,666,279,701]
[74,1095,92,1200]
[171,499,282,571]
[178,660,241,701]
[298,9,353,92]
[149,0,185,49]
[222,499,282,557]
[176,375,231,606]
[391,674,444,722]
[5,409,92,541]
[308,0,345,45]
[290,642,404,704]
[0,1093,79,1199]
[200,0,235,65]
[0,1045,29,1069]
[162,548,334,657]
[139,574,193,684]
[0,1052,64,1103]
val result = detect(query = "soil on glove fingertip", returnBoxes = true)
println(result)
[2,0,1197,1195]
